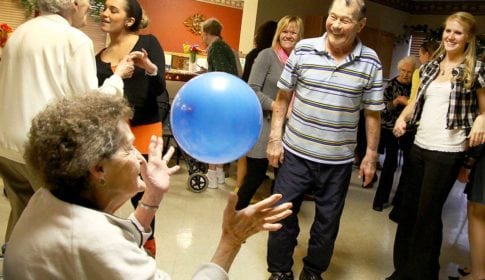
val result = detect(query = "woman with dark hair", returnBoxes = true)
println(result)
[241,20,278,82]
[235,20,277,193]
[388,11,485,279]
[458,143,485,280]
[236,15,304,210]
[456,53,485,280]
[95,0,166,256]
[3,93,292,279]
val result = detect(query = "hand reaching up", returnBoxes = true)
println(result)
[210,193,292,272]
[129,48,158,75]
[114,55,135,79]
[140,136,180,200]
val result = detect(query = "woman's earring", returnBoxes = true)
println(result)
[99,178,106,186]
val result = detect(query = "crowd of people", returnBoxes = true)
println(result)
[0,0,484,279]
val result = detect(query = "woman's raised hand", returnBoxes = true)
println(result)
[140,136,180,195]
[129,48,158,75]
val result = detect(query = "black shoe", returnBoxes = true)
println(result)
[299,269,322,280]
[373,204,383,212]
[385,271,401,280]
[458,267,471,276]
[389,207,400,223]
[269,272,294,280]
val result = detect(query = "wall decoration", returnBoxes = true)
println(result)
[184,13,206,35]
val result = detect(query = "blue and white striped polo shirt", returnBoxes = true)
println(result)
[278,34,384,164]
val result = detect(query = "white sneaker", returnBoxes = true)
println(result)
[216,167,225,184]
[206,170,218,189]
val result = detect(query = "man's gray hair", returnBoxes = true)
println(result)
[37,0,74,14]
[330,0,367,20]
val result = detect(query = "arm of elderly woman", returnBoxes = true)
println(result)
[133,136,292,275]
[134,136,179,231]
[211,193,291,272]
[393,95,417,137]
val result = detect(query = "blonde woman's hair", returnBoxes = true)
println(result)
[432,11,477,89]
[272,15,304,49]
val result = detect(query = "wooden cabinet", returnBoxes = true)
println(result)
[359,26,395,78]
[304,15,326,38]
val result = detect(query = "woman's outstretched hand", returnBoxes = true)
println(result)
[140,136,180,196]
[210,193,292,272]
[221,193,292,246]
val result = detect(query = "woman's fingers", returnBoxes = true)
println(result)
[162,146,175,162]
[148,135,162,160]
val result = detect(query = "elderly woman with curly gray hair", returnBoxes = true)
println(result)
[4,93,292,279]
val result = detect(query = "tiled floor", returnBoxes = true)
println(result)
[0,156,471,279]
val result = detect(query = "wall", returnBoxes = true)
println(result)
[240,0,404,77]
[239,0,411,53]
[138,0,243,53]
[365,1,410,35]
[242,0,485,78]
[411,14,485,34]
[239,0,259,52]
[239,0,331,53]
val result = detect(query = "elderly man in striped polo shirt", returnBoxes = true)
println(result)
[266,0,384,279]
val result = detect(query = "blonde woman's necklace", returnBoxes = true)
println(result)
[440,64,455,76]
[440,59,462,76]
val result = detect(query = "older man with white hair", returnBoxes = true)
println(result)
[0,0,133,243]
[266,0,384,279]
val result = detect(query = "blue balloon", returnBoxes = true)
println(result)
[170,72,263,164]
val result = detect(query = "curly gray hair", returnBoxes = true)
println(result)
[25,92,133,196]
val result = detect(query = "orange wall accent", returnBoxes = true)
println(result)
[138,0,242,53]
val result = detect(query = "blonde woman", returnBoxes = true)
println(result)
[388,11,485,280]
